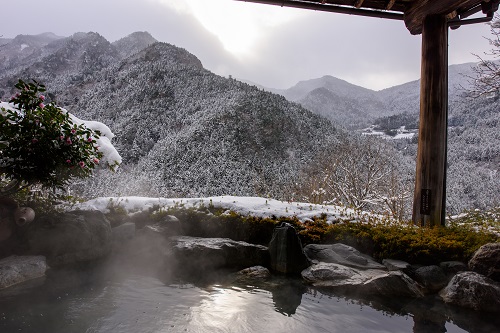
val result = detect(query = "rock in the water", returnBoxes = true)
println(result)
[301,262,423,298]
[413,265,448,293]
[301,262,363,285]
[236,266,271,280]
[0,255,47,289]
[171,236,269,271]
[304,243,385,270]
[25,210,112,266]
[268,222,310,274]
[439,271,500,312]
[362,271,424,298]
[468,243,500,282]
[439,261,467,277]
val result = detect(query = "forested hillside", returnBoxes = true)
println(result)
[0,31,496,215]
[0,32,342,200]
[271,62,499,214]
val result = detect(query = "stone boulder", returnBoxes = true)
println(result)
[412,265,448,293]
[170,236,269,272]
[0,255,47,289]
[439,261,467,277]
[439,271,500,312]
[24,210,112,266]
[143,215,183,237]
[268,222,310,274]
[301,262,423,298]
[468,243,500,282]
[304,243,385,270]
[382,259,411,272]
[111,222,136,244]
[301,262,363,286]
[236,266,271,281]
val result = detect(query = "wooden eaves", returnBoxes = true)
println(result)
[236,0,499,34]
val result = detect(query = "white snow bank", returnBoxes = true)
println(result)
[72,195,382,224]
[68,112,122,166]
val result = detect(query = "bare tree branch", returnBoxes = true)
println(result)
[468,15,500,97]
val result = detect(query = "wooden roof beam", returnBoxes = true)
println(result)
[235,0,404,20]
[386,0,396,10]
[404,0,484,34]
[355,0,365,9]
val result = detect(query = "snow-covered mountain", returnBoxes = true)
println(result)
[0,31,497,213]
[267,62,480,130]
[113,31,158,59]
[268,75,385,129]
[0,32,340,199]
[0,32,64,77]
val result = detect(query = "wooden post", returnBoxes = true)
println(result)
[412,15,448,227]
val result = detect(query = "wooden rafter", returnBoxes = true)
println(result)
[355,0,365,8]
[404,0,483,34]
[236,0,495,35]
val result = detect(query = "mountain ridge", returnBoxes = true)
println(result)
[0,32,342,200]
[0,31,497,214]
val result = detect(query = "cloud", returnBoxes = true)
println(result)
[1,0,495,90]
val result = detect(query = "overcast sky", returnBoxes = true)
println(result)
[2,0,496,90]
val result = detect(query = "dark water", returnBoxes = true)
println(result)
[0,260,498,333]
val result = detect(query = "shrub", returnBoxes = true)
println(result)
[323,220,498,264]
[0,79,117,199]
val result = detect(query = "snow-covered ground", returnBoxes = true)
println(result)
[72,195,380,224]
[72,196,500,235]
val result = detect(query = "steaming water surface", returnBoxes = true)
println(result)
[0,262,496,333]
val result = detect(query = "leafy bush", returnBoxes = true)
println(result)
[298,217,498,264]
[0,80,105,197]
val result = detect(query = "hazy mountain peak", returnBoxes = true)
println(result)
[0,33,65,73]
[123,31,156,42]
[74,31,101,37]
[113,31,158,59]
[11,32,63,46]
[36,32,64,40]
[127,42,203,69]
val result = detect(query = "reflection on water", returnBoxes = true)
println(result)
[0,261,498,333]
